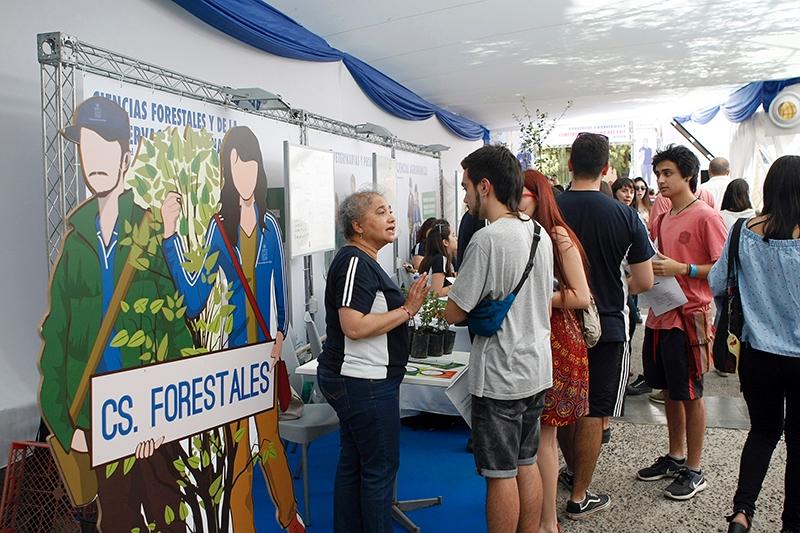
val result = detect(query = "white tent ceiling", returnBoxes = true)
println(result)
[270,0,800,130]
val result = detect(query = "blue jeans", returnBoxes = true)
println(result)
[318,368,402,533]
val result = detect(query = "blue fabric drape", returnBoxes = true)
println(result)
[172,0,489,141]
[675,77,800,125]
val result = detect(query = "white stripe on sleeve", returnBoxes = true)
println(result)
[342,256,359,307]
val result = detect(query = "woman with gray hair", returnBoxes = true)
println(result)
[317,191,429,532]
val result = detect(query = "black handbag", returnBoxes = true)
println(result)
[712,218,746,373]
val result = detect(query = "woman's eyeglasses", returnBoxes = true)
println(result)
[635,186,647,191]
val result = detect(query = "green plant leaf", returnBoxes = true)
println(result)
[176,307,186,319]
[110,330,129,348]
[157,333,169,361]
[134,298,149,314]
[204,251,220,271]
[120,300,130,313]
[149,299,165,314]
[176,479,187,488]
[234,427,245,443]
[131,528,140,533]
[162,307,175,321]
[147,523,156,532]
[172,458,186,473]
[179,501,189,521]
[123,455,136,475]
[187,456,201,469]
[105,461,118,478]
[139,352,152,362]
[128,330,146,348]
[164,505,175,526]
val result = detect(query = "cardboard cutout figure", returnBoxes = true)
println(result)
[160,126,304,533]
[40,97,304,533]
[39,96,192,532]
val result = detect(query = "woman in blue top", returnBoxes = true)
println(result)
[161,126,304,533]
[709,155,800,533]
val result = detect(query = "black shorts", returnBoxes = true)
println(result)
[587,341,629,417]
[643,327,704,401]
[471,391,546,478]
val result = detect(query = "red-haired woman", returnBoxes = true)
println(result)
[521,169,591,533]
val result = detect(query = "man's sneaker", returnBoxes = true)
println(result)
[626,374,652,396]
[664,468,707,500]
[649,390,667,404]
[637,454,686,481]
[558,466,575,490]
[602,427,611,444]
[565,490,611,520]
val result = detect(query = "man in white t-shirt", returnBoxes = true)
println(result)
[699,157,731,210]
[445,145,554,533]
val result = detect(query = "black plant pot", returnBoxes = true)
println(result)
[428,332,444,356]
[443,330,456,355]
[410,330,429,359]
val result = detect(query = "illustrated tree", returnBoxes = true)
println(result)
[108,127,273,533]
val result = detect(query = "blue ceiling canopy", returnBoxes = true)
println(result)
[172,0,489,142]
[674,76,800,125]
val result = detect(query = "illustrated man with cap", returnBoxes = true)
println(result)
[39,96,192,532]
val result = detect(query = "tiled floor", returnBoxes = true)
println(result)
[625,321,750,430]
[622,393,749,429]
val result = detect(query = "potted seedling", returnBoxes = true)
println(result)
[423,294,445,357]
[409,290,431,359]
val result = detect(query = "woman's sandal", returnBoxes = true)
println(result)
[726,511,751,532]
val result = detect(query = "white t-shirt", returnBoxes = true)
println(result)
[699,175,731,211]
[448,217,554,400]
[720,208,756,231]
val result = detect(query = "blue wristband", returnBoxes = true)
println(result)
[689,263,698,278]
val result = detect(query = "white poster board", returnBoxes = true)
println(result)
[395,151,441,264]
[284,142,336,258]
[374,153,399,278]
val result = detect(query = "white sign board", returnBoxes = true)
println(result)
[91,343,275,466]
[284,142,336,258]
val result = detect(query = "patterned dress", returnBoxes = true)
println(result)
[541,308,589,427]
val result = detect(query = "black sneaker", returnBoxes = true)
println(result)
[637,454,686,481]
[602,427,611,444]
[565,490,611,520]
[664,468,707,500]
[558,466,575,490]
[626,374,652,396]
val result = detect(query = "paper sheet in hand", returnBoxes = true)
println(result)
[445,367,471,427]
[639,276,688,316]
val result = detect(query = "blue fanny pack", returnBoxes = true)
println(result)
[468,222,542,337]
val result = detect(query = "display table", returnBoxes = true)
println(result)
[294,351,470,533]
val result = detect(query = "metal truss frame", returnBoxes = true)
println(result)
[38,31,440,269]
